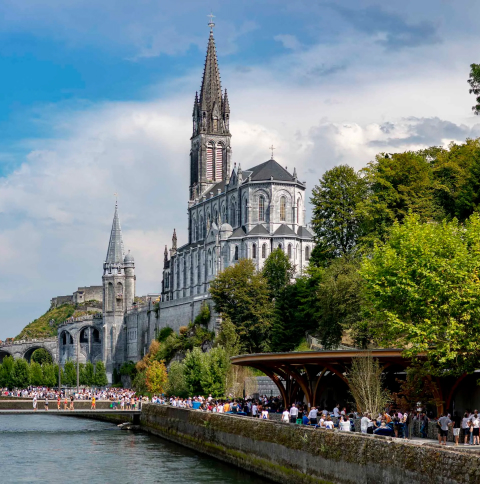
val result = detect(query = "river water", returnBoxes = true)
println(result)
[0,415,266,484]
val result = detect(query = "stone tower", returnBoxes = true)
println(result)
[190,25,232,201]
[102,202,134,382]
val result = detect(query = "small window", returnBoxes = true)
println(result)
[262,243,267,259]
[252,243,257,259]
[278,244,282,251]
[234,246,239,261]
[297,198,301,224]
[280,196,286,222]
[288,244,292,259]
[259,196,265,222]
[305,246,310,261]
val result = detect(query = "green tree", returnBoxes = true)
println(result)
[358,152,441,244]
[210,258,275,353]
[262,247,295,299]
[43,363,57,388]
[31,348,53,365]
[78,363,87,386]
[94,361,108,387]
[183,347,205,395]
[83,362,95,386]
[145,360,168,394]
[63,360,77,387]
[468,63,480,115]
[0,356,14,388]
[360,213,480,375]
[310,165,367,264]
[30,361,44,386]
[194,302,211,326]
[166,361,188,397]
[12,359,30,388]
[200,346,229,397]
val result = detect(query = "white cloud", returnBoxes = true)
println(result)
[274,34,302,51]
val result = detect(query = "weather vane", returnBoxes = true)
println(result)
[208,12,215,32]
[269,145,275,159]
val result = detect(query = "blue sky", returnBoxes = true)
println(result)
[1,0,480,338]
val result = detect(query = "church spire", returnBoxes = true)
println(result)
[105,202,125,264]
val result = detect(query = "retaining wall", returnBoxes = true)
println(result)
[140,404,480,484]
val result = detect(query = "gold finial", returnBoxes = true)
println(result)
[269,145,275,159]
[208,12,216,32]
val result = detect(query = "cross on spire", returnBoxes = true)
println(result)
[269,145,275,159]
[208,12,215,32]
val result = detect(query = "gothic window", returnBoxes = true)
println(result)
[262,243,267,259]
[197,254,201,284]
[207,142,214,180]
[200,216,204,239]
[305,246,310,261]
[213,118,218,131]
[243,198,248,224]
[116,282,123,310]
[280,196,286,222]
[80,329,88,343]
[259,196,265,222]
[234,245,239,261]
[230,201,236,226]
[222,205,226,224]
[208,249,212,275]
[193,218,198,241]
[92,328,100,343]
[213,209,218,225]
[297,197,301,224]
[183,258,187,287]
[215,144,223,181]
[252,243,257,259]
[288,244,292,259]
[107,282,114,312]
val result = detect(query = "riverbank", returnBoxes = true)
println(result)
[139,404,480,484]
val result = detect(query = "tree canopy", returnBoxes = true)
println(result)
[468,63,480,115]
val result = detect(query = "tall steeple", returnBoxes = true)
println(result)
[190,17,232,200]
[105,202,125,265]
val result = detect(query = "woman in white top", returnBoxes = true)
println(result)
[462,412,470,445]
[281,409,290,423]
[261,409,269,419]
[324,417,334,429]
[339,415,351,431]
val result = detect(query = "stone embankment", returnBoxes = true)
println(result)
[140,404,480,484]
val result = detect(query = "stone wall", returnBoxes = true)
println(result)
[140,405,480,484]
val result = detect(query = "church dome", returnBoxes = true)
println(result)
[124,251,134,263]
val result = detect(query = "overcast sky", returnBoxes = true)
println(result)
[0,0,479,339]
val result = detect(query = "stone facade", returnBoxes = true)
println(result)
[50,286,103,308]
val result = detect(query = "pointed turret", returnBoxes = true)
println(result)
[164,245,168,268]
[223,89,230,114]
[199,32,222,113]
[172,229,177,251]
[105,202,125,265]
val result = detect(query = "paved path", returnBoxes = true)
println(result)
[0,409,141,416]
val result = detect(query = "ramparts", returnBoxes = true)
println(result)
[140,404,480,484]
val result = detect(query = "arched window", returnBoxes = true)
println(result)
[297,197,301,224]
[116,282,123,310]
[215,144,223,181]
[193,218,198,241]
[221,205,226,224]
[230,201,236,226]
[243,198,248,224]
[206,141,214,180]
[288,244,292,259]
[252,243,257,259]
[107,282,114,312]
[280,196,286,222]
[262,243,267,259]
[200,216,204,239]
[278,244,282,251]
[259,196,265,222]
[234,245,239,261]
[305,246,310,261]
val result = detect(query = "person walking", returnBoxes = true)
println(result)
[452,412,462,446]
[70,394,74,411]
[462,412,470,445]
[289,404,299,424]
[281,408,290,423]
[57,395,61,410]
[44,396,49,412]
[308,406,318,426]
[33,395,37,412]
[91,395,96,410]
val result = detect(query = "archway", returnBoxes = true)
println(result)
[23,346,53,364]
[0,350,11,363]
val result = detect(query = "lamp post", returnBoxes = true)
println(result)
[76,334,80,394]
[58,334,61,394]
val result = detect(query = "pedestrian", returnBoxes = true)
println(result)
[289,403,299,424]
[281,408,290,423]
[339,415,351,431]
[472,412,480,445]
[420,413,429,438]
[91,395,96,410]
[70,395,74,411]
[308,406,318,426]
[452,412,461,446]
[462,412,470,445]
[361,412,370,434]
[33,395,37,412]
[437,412,452,446]
[324,416,334,430]
[44,396,49,412]
[261,408,269,420]
[57,395,61,410]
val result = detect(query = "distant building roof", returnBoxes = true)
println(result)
[248,224,270,236]
[297,226,314,239]
[246,159,295,182]
[273,224,297,236]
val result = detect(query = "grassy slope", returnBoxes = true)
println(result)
[15,304,76,340]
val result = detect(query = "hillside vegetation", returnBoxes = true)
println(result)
[14,303,101,341]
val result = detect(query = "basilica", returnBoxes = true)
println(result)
[56,24,314,382]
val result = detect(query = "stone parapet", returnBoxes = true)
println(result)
[140,404,480,484]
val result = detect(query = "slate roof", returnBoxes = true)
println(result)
[297,226,314,239]
[248,224,270,236]
[105,203,125,264]
[246,159,295,182]
[230,226,247,238]
[273,224,297,237]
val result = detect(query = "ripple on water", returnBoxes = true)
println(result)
[0,415,268,484]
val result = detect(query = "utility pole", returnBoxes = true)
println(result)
[76,335,80,393]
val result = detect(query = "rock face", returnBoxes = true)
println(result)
[140,404,480,484]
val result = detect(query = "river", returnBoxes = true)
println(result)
[0,415,267,484]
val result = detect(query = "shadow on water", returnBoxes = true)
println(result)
[0,415,269,484]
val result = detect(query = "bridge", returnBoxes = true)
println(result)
[0,338,58,363]
[0,409,142,423]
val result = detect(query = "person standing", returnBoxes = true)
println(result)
[33,395,37,412]
[281,408,290,423]
[44,396,49,412]
[452,412,462,446]
[437,413,452,446]
[252,402,258,418]
[290,404,299,424]
[70,395,74,411]
[472,412,480,445]
[57,395,61,411]
[333,404,340,418]
[308,406,318,426]
[360,413,370,434]
[462,412,470,445]
[91,395,96,410]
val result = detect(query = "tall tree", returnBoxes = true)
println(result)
[30,362,44,386]
[0,356,14,389]
[94,361,108,387]
[145,360,168,395]
[468,63,480,115]
[183,347,204,395]
[83,362,95,387]
[361,213,480,375]
[310,164,366,264]
[63,360,77,387]
[262,247,295,300]
[210,258,275,353]
[12,359,30,388]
